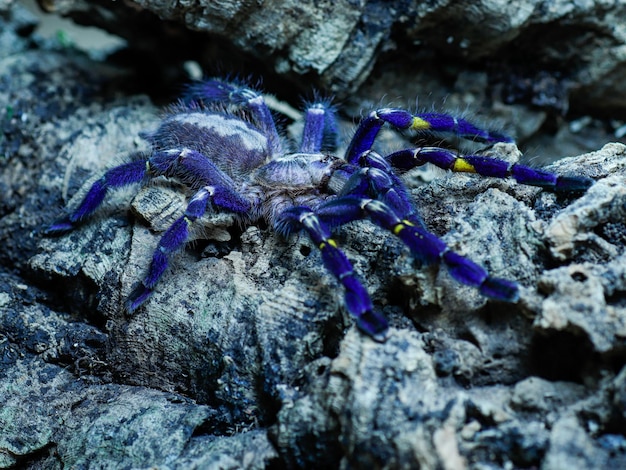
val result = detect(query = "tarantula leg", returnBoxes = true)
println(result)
[339,157,426,229]
[299,100,338,153]
[44,160,148,235]
[315,196,519,302]
[387,147,594,193]
[185,78,282,154]
[346,108,512,164]
[149,149,238,189]
[127,185,250,311]
[276,207,389,342]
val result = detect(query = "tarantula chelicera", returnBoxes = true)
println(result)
[45,79,593,341]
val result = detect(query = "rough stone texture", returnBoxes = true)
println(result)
[2,1,626,468]
[14,0,626,160]
[0,272,277,468]
[26,0,626,117]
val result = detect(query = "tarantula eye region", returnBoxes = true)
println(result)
[45,78,593,341]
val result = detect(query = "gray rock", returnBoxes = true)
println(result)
[28,0,626,117]
[0,272,277,469]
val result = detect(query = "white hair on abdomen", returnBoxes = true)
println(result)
[173,113,268,151]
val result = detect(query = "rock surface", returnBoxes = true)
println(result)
[1,1,626,468]
[27,0,626,114]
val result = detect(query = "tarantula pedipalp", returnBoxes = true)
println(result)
[45,79,593,342]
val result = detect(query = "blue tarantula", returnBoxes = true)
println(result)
[45,79,593,341]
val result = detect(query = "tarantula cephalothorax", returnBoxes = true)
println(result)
[45,79,593,342]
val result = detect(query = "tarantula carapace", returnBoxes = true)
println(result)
[45,79,593,341]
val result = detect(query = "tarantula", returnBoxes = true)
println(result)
[45,79,593,342]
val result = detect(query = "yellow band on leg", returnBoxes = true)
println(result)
[452,158,476,173]
[410,117,431,130]
[393,223,405,235]
[319,238,338,250]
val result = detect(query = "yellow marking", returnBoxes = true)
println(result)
[402,219,414,227]
[145,161,151,173]
[319,238,338,250]
[410,117,431,130]
[183,216,193,225]
[452,158,476,173]
[393,223,405,235]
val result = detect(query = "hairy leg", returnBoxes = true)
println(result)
[299,100,339,153]
[127,184,250,311]
[386,147,593,193]
[314,195,519,302]
[276,207,389,341]
[339,150,426,229]
[45,159,148,235]
[346,108,512,164]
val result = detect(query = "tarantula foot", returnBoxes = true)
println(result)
[43,216,76,236]
[556,175,594,193]
[479,277,519,303]
[126,283,153,313]
[357,310,390,343]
